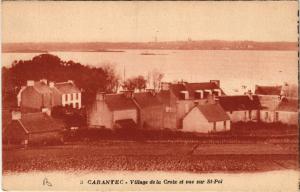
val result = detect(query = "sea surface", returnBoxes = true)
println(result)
[2,50,297,94]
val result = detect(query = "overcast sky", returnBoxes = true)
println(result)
[2,1,298,43]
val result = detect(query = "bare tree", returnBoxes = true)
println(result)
[150,69,164,91]
[122,75,147,92]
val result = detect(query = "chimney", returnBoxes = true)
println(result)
[49,82,55,88]
[40,79,48,85]
[210,80,220,87]
[68,80,74,84]
[122,90,134,99]
[161,82,170,91]
[96,92,106,101]
[27,80,34,86]
[41,108,51,116]
[12,111,21,120]
[246,90,253,100]
[146,88,156,96]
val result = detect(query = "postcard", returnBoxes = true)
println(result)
[1,1,299,191]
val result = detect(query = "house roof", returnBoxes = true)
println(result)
[33,81,52,94]
[276,98,298,112]
[217,95,261,111]
[54,82,80,94]
[197,103,230,122]
[133,92,162,108]
[170,82,224,100]
[255,85,282,95]
[114,119,138,129]
[157,90,171,105]
[17,112,65,134]
[105,94,137,111]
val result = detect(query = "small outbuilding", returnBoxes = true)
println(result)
[182,103,230,133]
[6,111,65,145]
[274,98,298,125]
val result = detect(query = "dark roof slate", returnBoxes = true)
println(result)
[114,119,138,129]
[197,103,230,122]
[33,81,52,94]
[255,85,282,95]
[217,95,261,111]
[105,94,137,111]
[18,112,65,133]
[55,82,80,94]
[133,92,162,108]
[157,90,171,105]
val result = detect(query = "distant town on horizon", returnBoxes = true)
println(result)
[2,40,297,53]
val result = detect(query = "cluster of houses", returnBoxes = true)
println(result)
[5,79,81,145]
[5,79,298,145]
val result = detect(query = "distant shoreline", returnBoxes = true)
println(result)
[2,49,297,54]
[2,41,297,53]
[2,49,125,53]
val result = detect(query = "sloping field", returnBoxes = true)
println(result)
[3,142,298,173]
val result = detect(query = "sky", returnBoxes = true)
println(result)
[2,1,298,43]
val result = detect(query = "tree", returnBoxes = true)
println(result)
[122,75,147,91]
[3,54,120,106]
[102,63,120,93]
[150,69,164,91]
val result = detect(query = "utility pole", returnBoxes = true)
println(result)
[123,64,126,83]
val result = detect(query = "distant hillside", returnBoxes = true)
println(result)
[2,40,297,53]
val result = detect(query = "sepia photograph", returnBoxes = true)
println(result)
[1,1,299,191]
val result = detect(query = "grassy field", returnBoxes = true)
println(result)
[3,141,298,173]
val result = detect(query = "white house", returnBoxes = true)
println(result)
[50,80,82,109]
[182,103,230,133]
[255,85,282,123]
[274,98,298,125]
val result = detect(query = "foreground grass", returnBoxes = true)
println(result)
[3,142,298,173]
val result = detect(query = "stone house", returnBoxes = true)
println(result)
[217,95,261,122]
[87,91,138,129]
[6,110,65,145]
[274,98,298,125]
[17,79,53,112]
[182,103,230,133]
[132,90,164,129]
[158,80,225,129]
[50,80,82,108]
[17,79,82,111]
[255,85,282,123]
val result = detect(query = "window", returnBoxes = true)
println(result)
[265,112,269,120]
[223,121,226,130]
[76,93,79,100]
[249,110,252,120]
[275,112,279,122]
[213,122,216,132]
[71,93,73,101]
[65,94,68,101]
[194,92,200,99]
